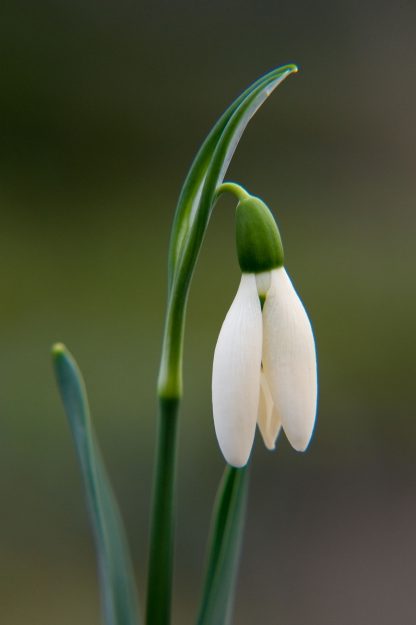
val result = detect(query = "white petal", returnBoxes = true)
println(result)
[257,371,282,450]
[212,273,262,467]
[262,268,317,451]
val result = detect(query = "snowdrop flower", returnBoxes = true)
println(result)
[212,194,317,467]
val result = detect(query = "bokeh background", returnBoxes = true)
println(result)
[1,1,415,623]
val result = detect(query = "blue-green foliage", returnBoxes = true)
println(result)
[196,467,249,625]
[52,344,141,625]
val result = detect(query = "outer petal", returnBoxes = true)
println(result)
[212,273,262,467]
[262,268,317,451]
[257,371,282,450]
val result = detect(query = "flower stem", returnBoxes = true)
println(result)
[146,397,179,625]
[216,182,249,202]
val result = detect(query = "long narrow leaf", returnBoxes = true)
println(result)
[169,64,297,289]
[52,343,141,625]
[196,466,249,625]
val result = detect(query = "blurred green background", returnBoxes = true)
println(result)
[1,1,415,623]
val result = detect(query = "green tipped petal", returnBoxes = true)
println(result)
[236,196,284,273]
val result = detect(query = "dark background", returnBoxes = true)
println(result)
[1,1,415,623]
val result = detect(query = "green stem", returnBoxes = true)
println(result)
[146,398,179,625]
[215,182,249,202]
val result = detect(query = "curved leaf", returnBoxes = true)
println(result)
[168,64,297,289]
[52,343,141,625]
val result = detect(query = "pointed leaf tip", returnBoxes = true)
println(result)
[52,342,66,357]
[52,346,142,625]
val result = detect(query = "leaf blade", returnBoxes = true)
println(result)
[196,466,250,625]
[168,64,297,286]
[52,343,141,625]
[169,65,297,283]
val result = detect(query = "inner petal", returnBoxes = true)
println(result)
[257,369,282,450]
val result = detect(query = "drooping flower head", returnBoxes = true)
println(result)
[212,190,317,467]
